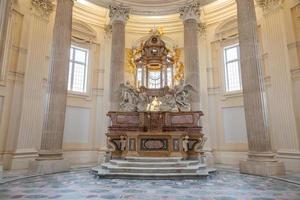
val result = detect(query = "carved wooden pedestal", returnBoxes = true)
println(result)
[106,111,206,159]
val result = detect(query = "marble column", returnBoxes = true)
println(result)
[179,2,201,111]
[30,0,74,174]
[109,5,129,111]
[0,0,10,80]
[236,0,285,176]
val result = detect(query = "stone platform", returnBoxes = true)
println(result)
[92,157,216,179]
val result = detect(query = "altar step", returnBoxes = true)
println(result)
[92,157,216,179]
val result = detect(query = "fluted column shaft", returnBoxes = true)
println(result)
[180,2,201,111]
[237,0,285,176]
[38,0,73,160]
[237,0,272,153]
[261,3,299,152]
[109,5,129,111]
[110,21,125,110]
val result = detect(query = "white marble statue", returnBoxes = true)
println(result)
[120,136,127,151]
[182,135,189,152]
[120,81,139,112]
[174,80,194,111]
[119,81,194,112]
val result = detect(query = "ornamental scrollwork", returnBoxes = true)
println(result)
[109,5,130,23]
[31,0,54,17]
[256,0,283,11]
[179,1,200,21]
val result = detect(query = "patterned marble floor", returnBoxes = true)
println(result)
[0,169,300,200]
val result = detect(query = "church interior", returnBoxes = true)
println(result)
[0,0,300,199]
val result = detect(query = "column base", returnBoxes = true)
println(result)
[29,159,70,175]
[240,153,285,176]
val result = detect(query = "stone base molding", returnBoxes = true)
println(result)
[277,151,300,172]
[240,153,285,176]
[29,159,70,175]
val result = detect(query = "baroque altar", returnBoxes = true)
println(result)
[105,28,207,160]
[107,111,206,159]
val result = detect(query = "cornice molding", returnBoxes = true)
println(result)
[179,1,201,22]
[109,4,130,24]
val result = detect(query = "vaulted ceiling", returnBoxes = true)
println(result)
[87,0,217,15]
[74,0,237,34]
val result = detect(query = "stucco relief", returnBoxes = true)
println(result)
[256,0,284,11]
[31,0,54,17]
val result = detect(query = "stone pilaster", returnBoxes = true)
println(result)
[0,0,11,81]
[6,0,54,170]
[236,0,285,176]
[259,0,299,152]
[30,0,74,174]
[108,5,129,111]
[179,2,201,111]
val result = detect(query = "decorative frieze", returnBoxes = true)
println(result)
[109,5,130,23]
[179,1,200,22]
[31,0,54,17]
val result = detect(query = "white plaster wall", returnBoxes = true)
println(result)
[0,0,299,172]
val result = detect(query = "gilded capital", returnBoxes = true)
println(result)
[109,5,130,24]
[31,0,54,17]
[179,1,200,22]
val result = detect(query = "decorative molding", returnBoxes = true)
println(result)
[109,4,130,24]
[104,24,112,34]
[291,68,300,80]
[256,0,284,12]
[287,41,300,49]
[179,1,200,22]
[198,22,207,38]
[31,0,54,18]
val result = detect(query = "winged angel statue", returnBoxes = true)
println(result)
[119,81,195,112]
[120,81,148,112]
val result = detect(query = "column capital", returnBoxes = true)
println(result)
[31,0,55,18]
[104,24,112,39]
[256,0,284,12]
[179,1,200,22]
[109,4,130,24]
[198,22,207,38]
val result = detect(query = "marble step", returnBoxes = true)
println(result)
[125,157,183,163]
[109,160,200,168]
[92,169,216,180]
[102,163,206,173]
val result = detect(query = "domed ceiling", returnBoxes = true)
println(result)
[88,0,217,15]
